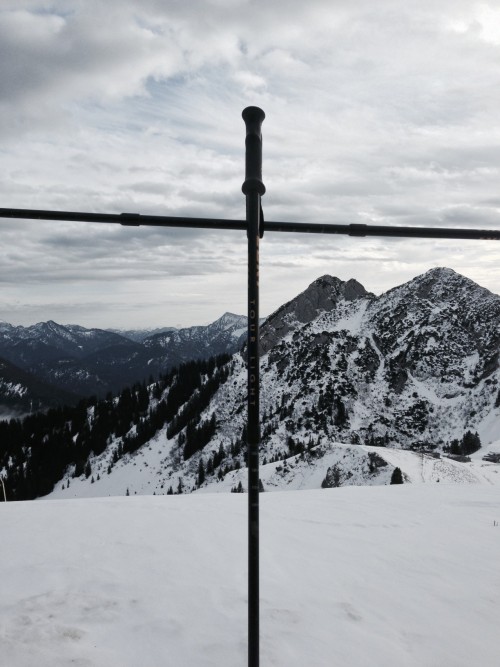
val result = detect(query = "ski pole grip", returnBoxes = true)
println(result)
[242,107,266,196]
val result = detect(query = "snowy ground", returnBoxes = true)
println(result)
[1,484,500,666]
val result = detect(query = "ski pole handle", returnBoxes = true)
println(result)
[242,107,266,196]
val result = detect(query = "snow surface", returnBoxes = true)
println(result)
[1,485,500,666]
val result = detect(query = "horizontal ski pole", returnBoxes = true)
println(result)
[0,208,499,241]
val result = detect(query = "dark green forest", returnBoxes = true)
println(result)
[0,354,231,500]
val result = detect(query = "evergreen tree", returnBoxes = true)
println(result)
[197,458,205,487]
[462,430,481,455]
[390,467,404,484]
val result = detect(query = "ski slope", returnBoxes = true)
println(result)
[1,484,500,666]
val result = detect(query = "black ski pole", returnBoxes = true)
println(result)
[242,106,265,667]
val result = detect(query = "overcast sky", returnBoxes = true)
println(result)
[1,0,500,329]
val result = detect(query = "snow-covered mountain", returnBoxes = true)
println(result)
[0,320,127,358]
[144,311,248,357]
[0,313,248,398]
[32,266,500,501]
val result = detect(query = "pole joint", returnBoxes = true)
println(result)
[120,213,141,226]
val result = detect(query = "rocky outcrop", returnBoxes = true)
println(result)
[259,275,372,355]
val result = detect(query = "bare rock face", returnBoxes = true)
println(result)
[259,275,372,355]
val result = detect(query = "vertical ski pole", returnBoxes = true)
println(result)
[242,106,265,667]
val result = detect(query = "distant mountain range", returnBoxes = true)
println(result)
[0,312,248,411]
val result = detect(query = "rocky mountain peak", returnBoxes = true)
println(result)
[259,275,372,354]
[296,275,370,317]
[384,266,491,305]
[272,274,370,322]
[213,312,247,330]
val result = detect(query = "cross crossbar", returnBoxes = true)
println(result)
[1,206,500,240]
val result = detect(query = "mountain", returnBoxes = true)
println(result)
[0,356,80,419]
[107,326,177,343]
[0,313,248,399]
[259,274,372,355]
[0,320,127,360]
[250,267,500,451]
[2,267,500,501]
[145,312,248,358]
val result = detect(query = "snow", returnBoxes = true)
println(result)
[196,442,500,494]
[1,484,500,666]
[44,408,500,500]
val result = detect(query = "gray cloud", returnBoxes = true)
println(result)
[0,0,499,327]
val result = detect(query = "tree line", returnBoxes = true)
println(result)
[0,354,231,500]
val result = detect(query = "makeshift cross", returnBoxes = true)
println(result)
[1,106,500,667]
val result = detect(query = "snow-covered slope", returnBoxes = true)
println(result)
[2,485,500,666]
[144,311,248,355]
[46,431,500,500]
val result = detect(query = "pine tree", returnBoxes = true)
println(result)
[197,459,205,487]
[390,467,404,484]
[462,430,481,455]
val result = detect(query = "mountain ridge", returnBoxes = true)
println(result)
[0,312,249,399]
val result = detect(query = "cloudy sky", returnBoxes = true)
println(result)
[1,0,500,329]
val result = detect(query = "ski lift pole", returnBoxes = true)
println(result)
[242,106,265,667]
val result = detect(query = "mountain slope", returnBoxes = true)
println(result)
[0,356,80,417]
